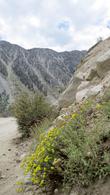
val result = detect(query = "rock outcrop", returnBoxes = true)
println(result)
[59,37,110,107]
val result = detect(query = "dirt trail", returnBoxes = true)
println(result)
[0,118,31,195]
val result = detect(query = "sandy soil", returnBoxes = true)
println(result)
[0,118,31,195]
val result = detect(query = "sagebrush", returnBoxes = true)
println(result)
[12,92,55,137]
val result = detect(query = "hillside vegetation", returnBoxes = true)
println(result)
[19,91,110,194]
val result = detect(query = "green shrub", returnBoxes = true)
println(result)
[31,118,53,142]
[62,121,110,188]
[12,92,54,137]
[102,101,110,118]
[102,88,110,102]
[21,99,110,194]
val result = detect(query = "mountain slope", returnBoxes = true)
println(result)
[0,41,86,103]
[59,37,110,107]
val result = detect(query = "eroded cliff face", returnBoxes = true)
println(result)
[59,37,110,108]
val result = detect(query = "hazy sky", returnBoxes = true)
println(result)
[0,0,110,51]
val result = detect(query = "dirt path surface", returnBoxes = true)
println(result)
[0,118,31,195]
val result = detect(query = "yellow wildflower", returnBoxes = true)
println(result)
[72,113,78,119]
[96,103,102,109]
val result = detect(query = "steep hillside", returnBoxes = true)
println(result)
[0,41,86,103]
[2,38,110,195]
[59,37,110,107]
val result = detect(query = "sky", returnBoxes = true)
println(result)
[0,0,110,51]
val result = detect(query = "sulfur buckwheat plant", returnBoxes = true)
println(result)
[21,127,64,193]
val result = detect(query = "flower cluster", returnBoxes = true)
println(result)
[21,127,62,187]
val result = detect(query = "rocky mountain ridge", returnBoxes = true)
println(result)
[0,41,86,103]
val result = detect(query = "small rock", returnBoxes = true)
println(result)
[0,171,6,180]
[2,153,6,156]
[0,175,6,179]
[15,152,19,156]
[8,148,11,151]
[16,159,21,163]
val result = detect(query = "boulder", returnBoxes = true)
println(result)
[86,69,98,81]
[96,50,110,78]
[76,84,103,102]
